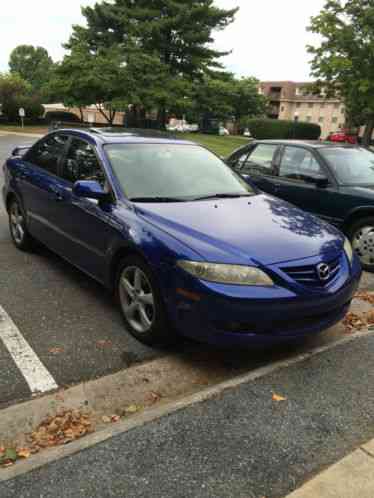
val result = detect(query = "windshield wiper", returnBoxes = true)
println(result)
[129,196,187,203]
[192,193,253,201]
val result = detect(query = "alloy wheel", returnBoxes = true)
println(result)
[352,225,374,266]
[119,266,155,334]
[10,202,25,246]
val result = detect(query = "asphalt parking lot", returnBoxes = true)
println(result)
[0,132,373,412]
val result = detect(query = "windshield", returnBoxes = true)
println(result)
[105,144,255,201]
[320,147,374,185]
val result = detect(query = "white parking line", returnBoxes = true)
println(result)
[0,305,58,394]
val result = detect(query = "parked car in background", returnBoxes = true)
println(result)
[227,140,374,271]
[3,129,361,347]
[326,130,358,145]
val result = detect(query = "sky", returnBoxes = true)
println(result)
[0,0,326,81]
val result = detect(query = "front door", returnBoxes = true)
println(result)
[275,145,340,225]
[57,137,116,282]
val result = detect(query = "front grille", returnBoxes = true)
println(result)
[281,256,341,288]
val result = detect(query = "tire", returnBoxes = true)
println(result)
[347,216,374,272]
[116,255,176,346]
[8,198,35,252]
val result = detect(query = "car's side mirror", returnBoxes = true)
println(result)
[73,180,109,201]
[12,145,31,157]
[314,176,329,188]
[305,175,329,188]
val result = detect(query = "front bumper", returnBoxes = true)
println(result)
[166,255,362,347]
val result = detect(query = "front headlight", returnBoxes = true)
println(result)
[177,260,274,286]
[344,237,353,266]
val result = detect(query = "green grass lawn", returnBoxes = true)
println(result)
[178,133,251,157]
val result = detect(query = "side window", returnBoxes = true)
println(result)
[62,139,105,186]
[244,144,278,175]
[26,134,69,175]
[279,147,323,182]
[228,148,251,169]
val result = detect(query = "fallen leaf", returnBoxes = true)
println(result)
[102,415,111,424]
[111,415,121,423]
[48,347,64,355]
[17,448,31,459]
[124,404,141,415]
[0,448,17,466]
[272,393,287,402]
[145,391,162,404]
[96,340,112,348]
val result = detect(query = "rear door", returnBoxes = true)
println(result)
[275,145,340,223]
[234,143,281,195]
[20,133,70,250]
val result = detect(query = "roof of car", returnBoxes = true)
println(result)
[52,127,196,145]
[252,139,358,149]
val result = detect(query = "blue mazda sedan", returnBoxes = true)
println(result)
[2,128,361,346]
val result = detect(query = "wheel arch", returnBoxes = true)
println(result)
[108,245,151,293]
[343,207,374,233]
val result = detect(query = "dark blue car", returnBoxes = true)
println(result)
[2,129,361,347]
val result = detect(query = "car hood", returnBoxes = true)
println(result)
[135,194,344,265]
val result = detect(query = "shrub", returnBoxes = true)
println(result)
[2,95,44,122]
[245,119,321,140]
[44,111,81,124]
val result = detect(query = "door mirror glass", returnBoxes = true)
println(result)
[73,180,108,200]
[310,175,329,188]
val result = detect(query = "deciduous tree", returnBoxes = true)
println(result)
[308,0,374,145]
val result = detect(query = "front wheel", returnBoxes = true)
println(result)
[116,255,176,346]
[348,217,374,272]
[8,198,35,252]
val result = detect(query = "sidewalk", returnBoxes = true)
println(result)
[1,331,374,498]
[287,441,374,498]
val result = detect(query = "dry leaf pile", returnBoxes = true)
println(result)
[28,410,94,452]
[355,292,374,305]
[343,310,374,332]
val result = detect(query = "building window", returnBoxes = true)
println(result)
[319,117,324,123]
[339,123,344,129]
[296,103,301,108]
[308,103,314,109]
[332,117,338,123]
[281,106,285,112]
[341,107,345,114]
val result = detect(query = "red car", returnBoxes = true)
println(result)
[326,130,358,144]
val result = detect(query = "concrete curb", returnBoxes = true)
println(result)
[1,328,373,482]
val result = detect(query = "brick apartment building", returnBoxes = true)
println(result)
[259,81,346,139]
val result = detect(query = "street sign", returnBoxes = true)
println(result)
[19,108,25,128]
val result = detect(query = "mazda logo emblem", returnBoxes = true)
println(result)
[317,263,330,281]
